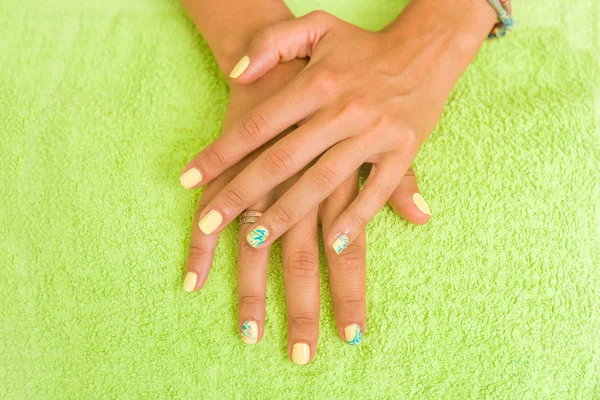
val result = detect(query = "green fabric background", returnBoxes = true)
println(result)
[1,0,599,398]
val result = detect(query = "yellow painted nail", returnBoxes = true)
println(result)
[180,168,202,189]
[241,321,258,344]
[344,324,363,345]
[412,193,431,216]
[291,343,310,365]
[183,272,197,292]
[331,234,349,255]
[198,210,223,235]
[229,55,250,79]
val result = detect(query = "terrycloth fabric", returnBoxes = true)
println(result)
[1,0,599,397]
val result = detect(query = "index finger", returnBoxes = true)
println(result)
[179,76,319,189]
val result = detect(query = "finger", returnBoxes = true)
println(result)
[237,202,272,345]
[387,166,432,225]
[281,208,320,365]
[179,75,320,190]
[228,11,335,83]
[326,150,418,254]
[320,172,366,346]
[183,177,229,292]
[195,112,349,236]
[245,137,377,249]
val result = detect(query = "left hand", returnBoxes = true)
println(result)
[181,0,495,251]
[185,59,430,364]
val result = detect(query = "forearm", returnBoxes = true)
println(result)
[180,0,293,74]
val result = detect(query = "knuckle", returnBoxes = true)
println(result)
[239,294,264,309]
[254,26,276,49]
[222,186,247,209]
[336,244,364,268]
[237,113,269,146]
[372,185,392,203]
[307,10,329,20]
[203,146,228,171]
[239,239,267,256]
[262,147,293,176]
[290,312,318,328]
[272,203,296,225]
[395,126,420,151]
[188,244,211,263]
[308,164,338,191]
[286,250,319,279]
[348,213,367,230]
[313,69,340,97]
[340,95,369,117]
[338,296,365,312]
[372,113,395,133]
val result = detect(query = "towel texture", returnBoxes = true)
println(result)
[1,0,599,398]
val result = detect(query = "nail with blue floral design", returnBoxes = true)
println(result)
[241,321,258,344]
[331,233,349,255]
[344,324,363,346]
[246,225,269,248]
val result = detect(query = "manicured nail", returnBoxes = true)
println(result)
[291,343,310,365]
[246,225,269,248]
[331,234,349,255]
[183,272,197,292]
[344,324,363,346]
[240,321,258,344]
[180,168,202,189]
[412,193,431,216]
[198,210,223,235]
[229,56,250,79]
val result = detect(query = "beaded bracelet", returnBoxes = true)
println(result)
[487,0,514,38]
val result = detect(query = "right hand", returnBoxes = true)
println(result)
[182,59,431,365]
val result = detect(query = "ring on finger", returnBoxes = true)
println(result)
[239,210,263,225]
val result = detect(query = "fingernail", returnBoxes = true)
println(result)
[246,225,269,248]
[180,168,203,189]
[229,55,250,79]
[291,343,310,365]
[183,272,197,292]
[331,234,349,255]
[344,324,363,346]
[198,210,223,235]
[240,321,258,344]
[412,193,431,216]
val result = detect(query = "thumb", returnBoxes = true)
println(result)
[228,11,335,83]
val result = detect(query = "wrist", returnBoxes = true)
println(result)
[384,0,497,61]
[182,1,293,75]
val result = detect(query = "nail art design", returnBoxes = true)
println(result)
[241,321,257,344]
[344,324,363,346]
[246,225,269,248]
[332,234,349,255]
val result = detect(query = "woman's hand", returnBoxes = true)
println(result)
[180,0,496,252]
[183,59,431,364]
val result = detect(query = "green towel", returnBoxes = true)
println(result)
[1,0,599,397]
